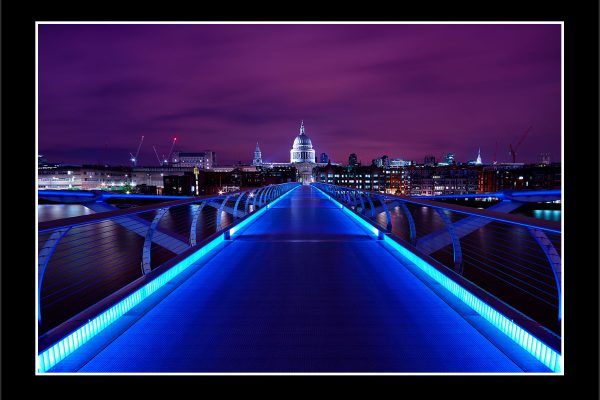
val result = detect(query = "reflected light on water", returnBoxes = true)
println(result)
[532,210,561,222]
[38,204,95,222]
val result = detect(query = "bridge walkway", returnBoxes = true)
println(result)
[57,186,544,372]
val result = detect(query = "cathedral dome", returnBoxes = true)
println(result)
[290,121,316,164]
[293,132,313,149]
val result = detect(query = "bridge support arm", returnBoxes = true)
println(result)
[260,187,270,206]
[398,202,416,245]
[365,194,376,217]
[216,195,232,229]
[245,190,257,213]
[142,208,169,275]
[253,187,266,208]
[258,186,267,207]
[529,228,562,322]
[357,192,366,214]
[233,192,246,219]
[189,202,207,246]
[265,186,275,204]
[376,195,393,232]
[435,208,463,274]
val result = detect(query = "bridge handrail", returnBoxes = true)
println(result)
[37,182,299,335]
[312,182,562,328]
[331,186,560,234]
[39,187,255,233]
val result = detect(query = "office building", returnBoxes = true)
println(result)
[170,151,216,169]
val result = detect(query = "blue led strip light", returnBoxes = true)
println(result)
[38,184,299,373]
[318,191,379,236]
[312,184,561,373]
[37,235,224,373]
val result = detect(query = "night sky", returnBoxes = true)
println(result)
[38,23,561,166]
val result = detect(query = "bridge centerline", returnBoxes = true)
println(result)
[43,185,552,373]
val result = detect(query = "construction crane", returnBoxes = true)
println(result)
[508,126,532,163]
[129,135,144,167]
[152,145,163,166]
[167,137,177,164]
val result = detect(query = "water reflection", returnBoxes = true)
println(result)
[38,204,94,222]
[532,209,561,222]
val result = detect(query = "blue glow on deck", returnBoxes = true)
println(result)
[37,233,225,373]
[311,185,561,373]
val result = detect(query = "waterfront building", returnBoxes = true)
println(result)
[373,155,390,168]
[389,158,411,167]
[408,166,479,196]
[478,163,561,192]
[170,151,216,169]
[315,164,385,191]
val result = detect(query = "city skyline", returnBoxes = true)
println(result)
[39,23,561,166]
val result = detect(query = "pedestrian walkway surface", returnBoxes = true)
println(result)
[75,186,525,372]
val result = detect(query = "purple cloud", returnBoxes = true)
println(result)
[38,23,561,166]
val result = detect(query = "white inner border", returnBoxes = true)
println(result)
[35,21,564,376]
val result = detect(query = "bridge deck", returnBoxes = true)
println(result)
[61,186,538,372]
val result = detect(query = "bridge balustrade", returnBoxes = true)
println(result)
[312,183,562,335]
[37,183,299,335]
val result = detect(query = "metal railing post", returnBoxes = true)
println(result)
[376,195,393,232]
[435,208,463,274]
[189,202,207,246]
[258,186,269,206]
[233,192,247,219]
[357,191,366,214]
[142,208,169,275]
[351,190,358,208]
[529,228,562,322]
[398,202,416,245]
[365,193,376,217]
[253,187,265,208]
[216,195,232,229]
[265,185,275,203]
[245,189,257,213]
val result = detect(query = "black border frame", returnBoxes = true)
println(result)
[2,0,598,396]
